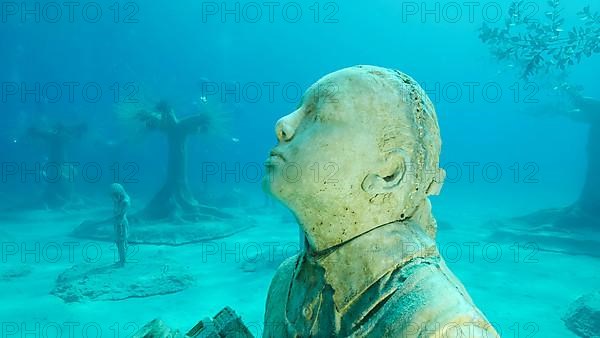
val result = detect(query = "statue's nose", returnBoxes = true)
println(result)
[275,119,294,142]
[275,109,302,142]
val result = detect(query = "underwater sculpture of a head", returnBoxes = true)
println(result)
[266,65,445,251]
[263,65,499,337]
[110,183,127,201]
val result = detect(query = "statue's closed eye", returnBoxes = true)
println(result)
[310,110,321,122]
[302,106,319,122]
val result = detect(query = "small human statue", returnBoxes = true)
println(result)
[111,183,130,267]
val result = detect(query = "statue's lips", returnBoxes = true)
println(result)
[265,151,286,165]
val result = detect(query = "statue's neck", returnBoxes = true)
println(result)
[300,213,439,310]
[302,198,437,254]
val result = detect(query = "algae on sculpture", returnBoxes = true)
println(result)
[263,66,499,337]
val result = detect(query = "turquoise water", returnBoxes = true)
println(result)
[1,1,599,337]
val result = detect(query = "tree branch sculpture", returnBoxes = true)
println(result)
[130,100,231,223]
[479,1,600,229]
[479,0,600,79]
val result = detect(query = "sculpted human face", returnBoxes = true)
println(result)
[265,67,427,252]
[266,76,381,202]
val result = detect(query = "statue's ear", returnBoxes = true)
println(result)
[361,150,408,194]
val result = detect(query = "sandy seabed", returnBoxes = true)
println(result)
[0,198,598,338]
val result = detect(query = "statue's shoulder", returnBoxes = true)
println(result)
[266,254,299,299]
[263,254,300,337]
[378,259,499,337]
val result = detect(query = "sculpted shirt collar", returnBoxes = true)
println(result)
[302,219,439,314]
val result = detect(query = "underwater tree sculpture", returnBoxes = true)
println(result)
[479,0,600,79]
[570,93,600,225]
[70,96,253,245]
[572,95,600,217]
[515,88,600,229]
[132,100,230,223]
[480,1,599,229]
[28,122,87,209]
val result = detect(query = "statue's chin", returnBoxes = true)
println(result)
[266,186,296,212]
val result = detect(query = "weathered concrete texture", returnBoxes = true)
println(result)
[132,319,183,338]
[132,307,254,338]
[52,258,194,302]
[563,292,600,338]
[186,307,254,338]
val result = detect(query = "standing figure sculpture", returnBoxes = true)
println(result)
[262,66,499,337]
[111,183,130,267]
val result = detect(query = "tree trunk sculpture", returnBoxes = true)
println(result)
[136,101,230,223]
[517,93,599,229]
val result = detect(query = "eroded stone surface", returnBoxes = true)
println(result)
[186,307,254,338]
[132,319,183,338]
[52,256,194,302]
[563,292,600,338]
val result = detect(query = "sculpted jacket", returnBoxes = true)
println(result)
[263,221,499,338]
